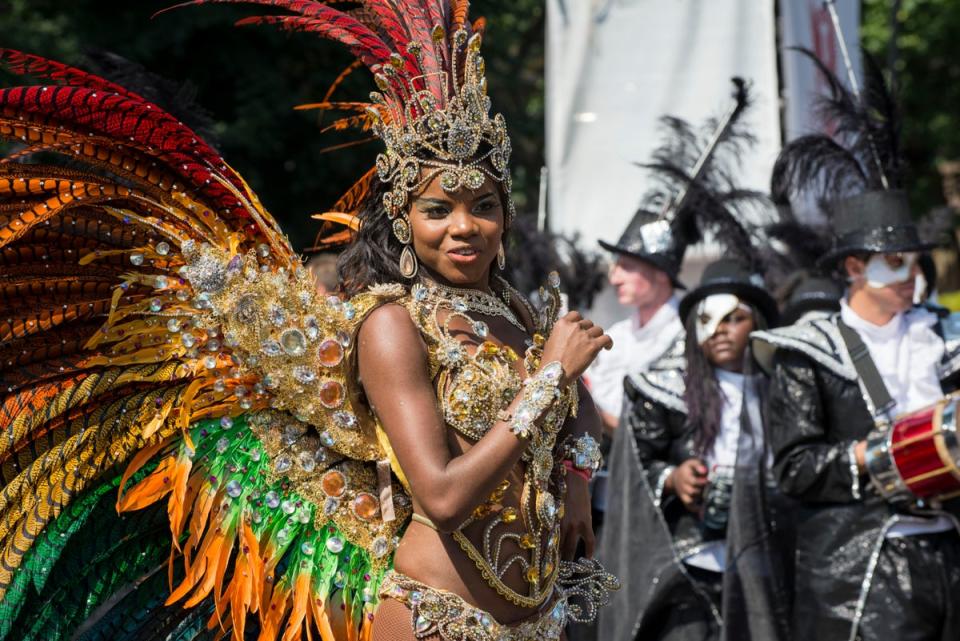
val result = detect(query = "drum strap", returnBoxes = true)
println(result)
[836,319,897,423]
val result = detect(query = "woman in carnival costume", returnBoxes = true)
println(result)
[0,2,618,640]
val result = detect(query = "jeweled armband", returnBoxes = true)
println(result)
[503,361,565,439]
[564,434,602,473]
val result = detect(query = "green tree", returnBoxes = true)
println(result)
[0,0,545,250]
[862,0,960,213]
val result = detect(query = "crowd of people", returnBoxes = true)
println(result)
[0,2,958,641]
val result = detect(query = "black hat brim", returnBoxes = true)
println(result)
[679,279,779,328]
[817,240,939,270]
[598,239,686,290]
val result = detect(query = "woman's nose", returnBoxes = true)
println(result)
[449,208,478,236]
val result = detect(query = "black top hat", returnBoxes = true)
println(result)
[818,190,938,268]
[679,258,779,327]
[598,211,686,289]
[780,275,843,326]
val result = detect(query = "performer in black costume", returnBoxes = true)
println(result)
[599,80,794,641]
[753,47,960,641]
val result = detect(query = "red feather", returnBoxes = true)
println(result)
[0,50,149,103]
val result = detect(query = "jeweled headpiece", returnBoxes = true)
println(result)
[220,1,515,278]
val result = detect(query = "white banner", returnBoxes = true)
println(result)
[779,0,861,141]
[545,0,781,324]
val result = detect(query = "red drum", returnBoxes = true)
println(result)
[866,397,960,504]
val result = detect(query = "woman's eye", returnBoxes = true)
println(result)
[424,207,449,218]
[474,200,498,213]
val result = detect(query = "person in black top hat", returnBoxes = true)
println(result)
[600,256,794,641]
[753,47,960,641]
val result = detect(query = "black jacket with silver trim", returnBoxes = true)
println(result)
[751,307,960,640]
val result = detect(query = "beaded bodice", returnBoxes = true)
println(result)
[394,279,577,608]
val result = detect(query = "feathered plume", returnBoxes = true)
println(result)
[773,47,904,207]
[637,77,768,268]
[503,217,606,311]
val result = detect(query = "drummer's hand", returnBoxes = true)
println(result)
[854,440,868,474]
[560,473,594,560]
[666,458,708,513]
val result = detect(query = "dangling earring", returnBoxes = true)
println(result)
[392,215,417,279]
[399,244,418,278]
[496,241,506,270]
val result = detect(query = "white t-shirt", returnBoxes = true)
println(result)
[585,295,683,418]
[840,301,955,537]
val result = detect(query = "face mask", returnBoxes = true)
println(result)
[695,294,742,345]
[863,252,918,289]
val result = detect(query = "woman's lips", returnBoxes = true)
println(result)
[447,247,481,264]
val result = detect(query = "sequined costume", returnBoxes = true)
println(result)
[0,2,616,640]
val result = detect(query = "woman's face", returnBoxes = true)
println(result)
[702,307,756,372]
[408,171,504,289]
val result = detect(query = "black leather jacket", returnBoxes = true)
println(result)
[754,309,960,639]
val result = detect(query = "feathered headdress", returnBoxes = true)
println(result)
[173,0,514,278]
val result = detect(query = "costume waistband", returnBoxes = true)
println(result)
[378,558,619,641]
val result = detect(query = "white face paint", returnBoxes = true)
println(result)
[695,294,741,345]
[863,252,918,289]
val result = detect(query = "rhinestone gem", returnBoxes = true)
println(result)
[265,491,280,509]
[263,374,278,389]
[216,437,230,453]
[323,497,340,515]
[332,411,358,430]
[166,318,181,333]
[371,536,389,558]
[293,366,317,384]
[319,431,336,447]
[269,306,286,326]
[274,456,292,473]
[258,342,283,360]
[129,252,144,266]
[297,451,316,472]
[235,295,257,323]
[318,340,344,367]
[305,316,319,340]
[225,479,242,498]
[319,381,344,408]
[352,493,379,521]
[149,298,163,312]
[325,536,344,554]
[155,241,171,256]
[220,416,233,429]
[281,499,296,515]
[300,541,315,556]
[280,329,307,356]
[321,470,346,497]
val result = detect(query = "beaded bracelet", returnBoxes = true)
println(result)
[500,361,565,440]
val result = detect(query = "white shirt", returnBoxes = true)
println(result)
[840,300,955,537]
[585,295,683,418]
[707,369,745,470]
[839,300,944,416]
[683,370,745,574]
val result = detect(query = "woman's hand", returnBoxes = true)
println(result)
[560,473,595,560]
[541,311,613,386]
[666,458,708,513]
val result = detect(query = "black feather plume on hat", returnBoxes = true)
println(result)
[773,47,903,208]
[635,78,769,269]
